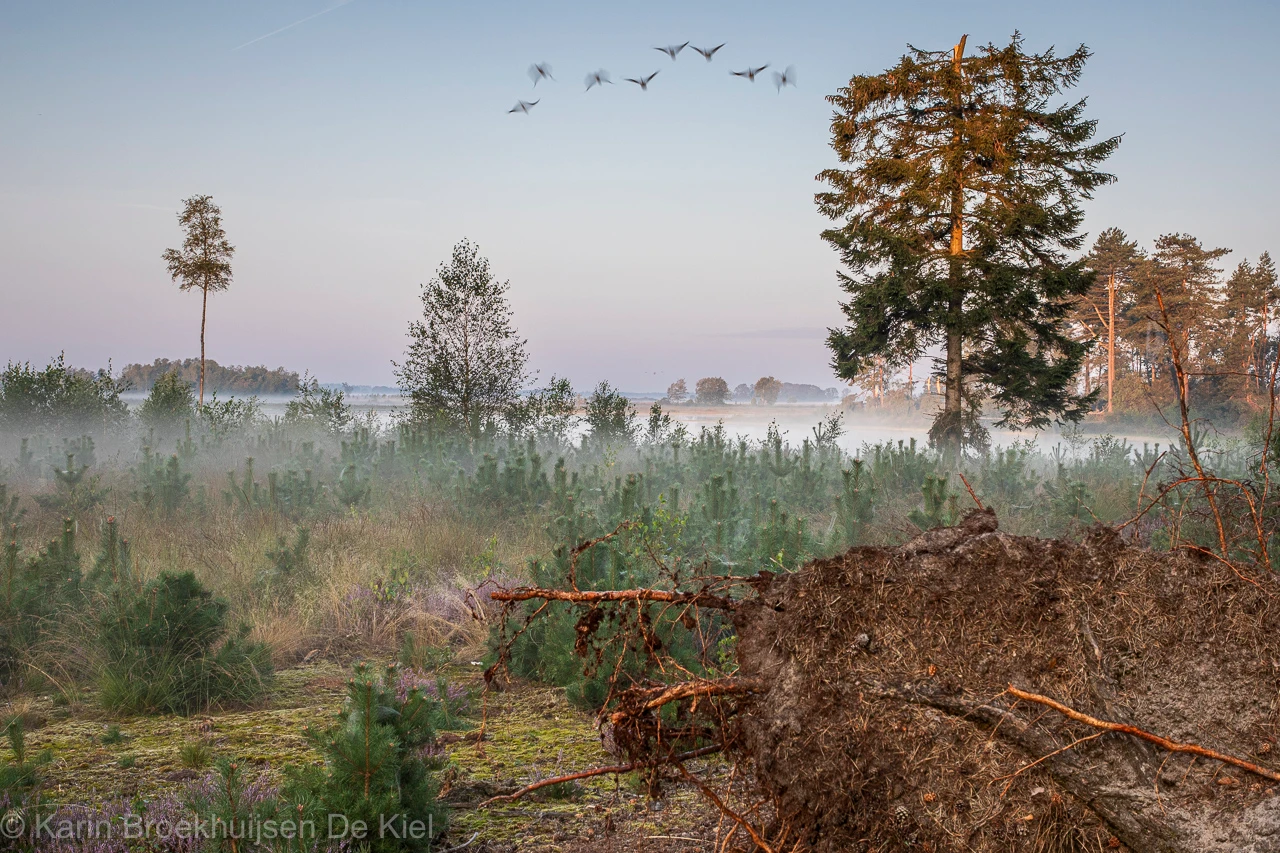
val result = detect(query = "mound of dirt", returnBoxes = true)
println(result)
[731,510,1280,852]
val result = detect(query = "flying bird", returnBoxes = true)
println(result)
[624,71,659,90]
[584,69,614,91]
[654,42,689,60]
[691,43,725,61]
[772,65,796,92]
[527,62,554,86]
[731,64,769,82]
[508,99,540,114]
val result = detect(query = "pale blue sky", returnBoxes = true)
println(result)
[2,0,1276,390]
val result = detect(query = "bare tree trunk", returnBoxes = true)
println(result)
[1108,272,1115,413]
[199,285,208,407]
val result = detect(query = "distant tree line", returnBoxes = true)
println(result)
[667,377,838,406]
[120,359,300,395]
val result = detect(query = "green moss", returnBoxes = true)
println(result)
[5,660,723,850]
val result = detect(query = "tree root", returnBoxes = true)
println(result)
[1008,684,1280,782]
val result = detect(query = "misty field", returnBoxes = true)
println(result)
[1,367,1263,851]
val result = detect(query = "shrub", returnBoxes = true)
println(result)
[0,718,51,798]
[137,369,195,433]
[0,519,82,679]
[184,759,282,851]
[0,354,129,435]
[259,527,312,601]
[96,571,273,714]
[284,372,353,436]
[284,662,447,851]
[582,381,637,449]
[32,453,106,518]
[133,450,191,516]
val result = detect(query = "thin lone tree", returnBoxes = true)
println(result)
[818,33,1120,451]
[162,195,235,407]
[394,238,530,436]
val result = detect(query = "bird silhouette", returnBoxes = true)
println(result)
[584,69,614,91]
[624,71,659,90]
[527,63,554,86]
[654,42,689,60]
[691,43,725,61]
[731,64,769,82]
[772,65,796,92]
[508,99,540,114]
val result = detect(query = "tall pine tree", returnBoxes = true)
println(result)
[1079,228,1145,412]
[818,33,1120,450]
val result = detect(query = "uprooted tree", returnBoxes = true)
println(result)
[485,505,1280,853]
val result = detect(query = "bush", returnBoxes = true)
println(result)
[0,354,128,435]
[284,372,353,435]
[582,381,637,449]
[284,662,447,851]
[137,369,196,432]
[0,520,82,679]
[96,571,273,714]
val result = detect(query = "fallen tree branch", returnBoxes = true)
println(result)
[1007,684,1280,782]
[489,585,737,609]
[475,743,723,807]
[611,677,769,725]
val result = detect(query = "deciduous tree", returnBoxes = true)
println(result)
[753,376,783,405]
[695,377,730,406]
[666,378,689,404]
[162,195,235,407]
[394,239,530,436]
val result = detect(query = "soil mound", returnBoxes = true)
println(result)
[732,510,1280,852]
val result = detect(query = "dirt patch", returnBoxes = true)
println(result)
[731,509,1280,852]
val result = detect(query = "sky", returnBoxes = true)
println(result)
[2,0,1277,392]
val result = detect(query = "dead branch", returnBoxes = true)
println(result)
[1154,288,1230,558]
[958,471,985,510]
[611,676,769,725]
[475,743,723,807]
[1007,685,1280,782]
[490,585,737,609]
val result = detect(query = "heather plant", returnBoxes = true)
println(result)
[182,759,282,852]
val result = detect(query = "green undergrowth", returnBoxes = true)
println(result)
[0,660,720,849]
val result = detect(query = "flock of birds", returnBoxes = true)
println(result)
[508,42,796,114]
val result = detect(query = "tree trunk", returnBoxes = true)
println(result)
[940,35,968,452]
[1108,272,1115,414]
[199,285,208,408]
